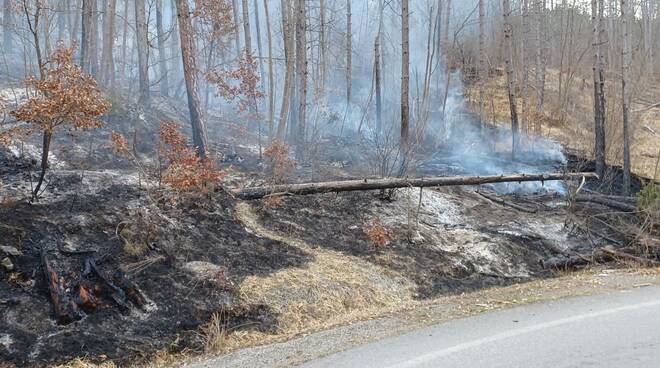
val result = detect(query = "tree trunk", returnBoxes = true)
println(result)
[135,0,150,107]
[233,172,599,200]
[295,0,307,160]
[503,0,520,158]
[374,36,382,134]
[521,0,530,132]
[155,0,169,97]
[263,0,275,140]
[276,0,294,141]
[2,0,12,53]
[535,0,547,114]
[401,0,410,150]
[620,0,632,195]
[592,0,607,179]
[319,0,327,91]
[175,0,209,157]
[120,0,129,88]
[80,0,93,72]
[100,0,116,90]
[231,0,242,56]
[346,0,352,104]
[478,0,486,126]
[241,0,252,52]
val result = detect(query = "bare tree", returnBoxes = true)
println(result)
[503,0,519,157]
[276,0,294,141]
[175,0,208,156]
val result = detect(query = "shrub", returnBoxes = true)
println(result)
[362,218,392,248]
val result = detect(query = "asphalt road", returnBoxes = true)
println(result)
[300,286,660,368]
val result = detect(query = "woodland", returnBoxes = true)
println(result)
[0,0,659,366]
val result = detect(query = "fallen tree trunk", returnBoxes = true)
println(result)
[233,172,598,200]
[542,247,659,270]
[575,194,637,212]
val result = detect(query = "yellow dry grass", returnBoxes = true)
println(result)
[467,68,660,179]
[235,202,416,335]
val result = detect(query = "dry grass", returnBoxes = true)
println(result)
[467,68,660,179]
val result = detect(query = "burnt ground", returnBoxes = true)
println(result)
[0,147,311,367]
[0,97,652,367]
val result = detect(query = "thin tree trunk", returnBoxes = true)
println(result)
[522,0,530,133]
[346,0,352,104]
[80,0,93,71]
[401,0,410,150]
[276,0,294,141]
[295,0,307,159]
[175,0,209,157]
[135,0,150,107]
[503,0,519,158]
[2,0,13,53]
[155,0,169,96]
[592,0,607,178]
[231,0,242,57]
[100,0,116,90]
[621,0,632,194]
[478,0,486,126]
[120,0,128,88]
[263,0,274,140]
[535,0,547,113]
[241,0,252,52]
[319,0,326,91]
[374,36,382,134]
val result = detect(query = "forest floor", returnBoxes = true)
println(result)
[0,88,654,367]
[466,68,660,180]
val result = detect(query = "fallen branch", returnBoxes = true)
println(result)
[600,247,660,267]
[575,194,637,212]
[233,172,598,200]
[476,190,538,213]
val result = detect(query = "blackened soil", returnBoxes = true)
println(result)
[0,171,311,367]
[253,189,563,299]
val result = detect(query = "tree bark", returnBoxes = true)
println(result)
[478,0,486,126]
[620,0,632,195]
[233,172,599,200]
[592,0,607,179]
[374,36,382,134]
[155,0,169,96]
[263,0,275,140]
[100,0,116,90]
[2,0,12,53]
[401,0,410,150]
[503,0,520,158]
[276,0,294,141]
[346,0,352,104]
[80,0,93,72]
[135,0,150,107]
[176,0,209,157]
[295,0,307,159]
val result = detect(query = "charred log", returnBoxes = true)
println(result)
[233,172,598,200]
[41,251,84,324]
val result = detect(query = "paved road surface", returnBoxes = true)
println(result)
[300,286,660,368]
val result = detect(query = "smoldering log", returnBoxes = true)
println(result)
[41,251,84,324]
[233,172,599,200]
